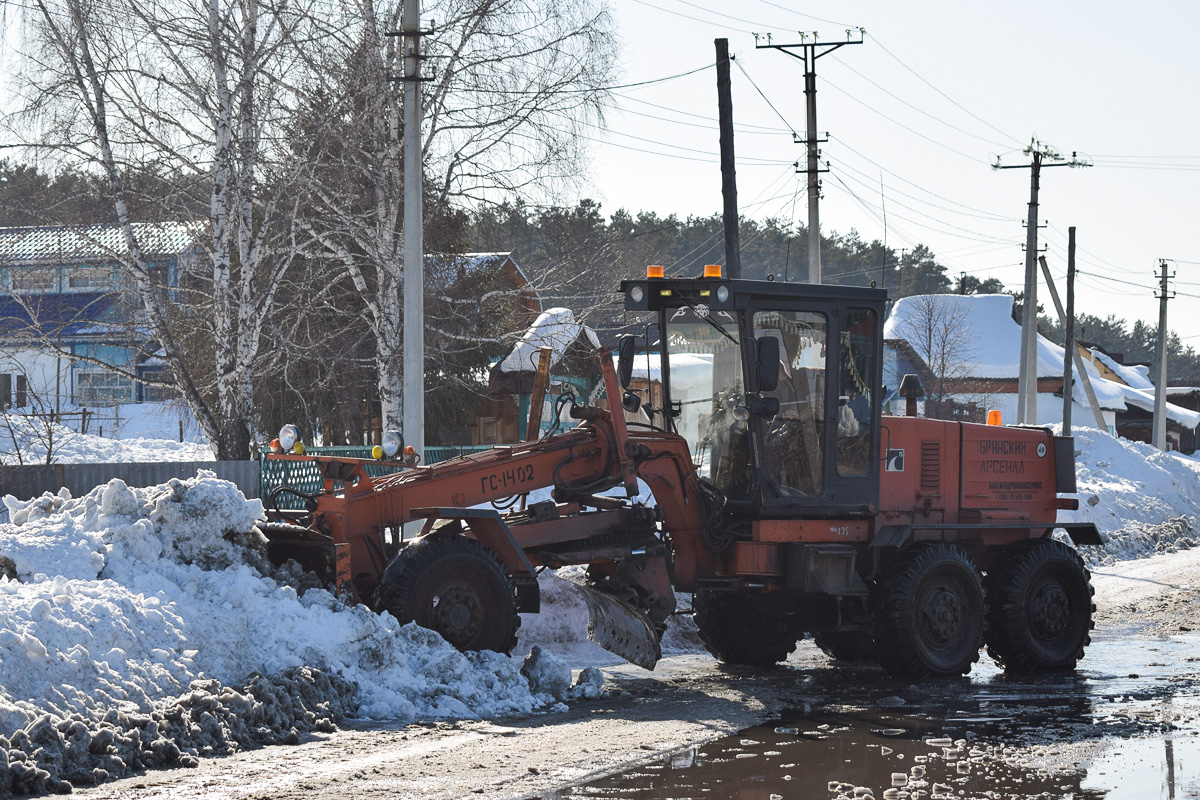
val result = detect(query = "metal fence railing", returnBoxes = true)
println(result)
[259,444,493,510]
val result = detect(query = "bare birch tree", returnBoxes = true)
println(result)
[302,0,616,431]
[8,0,332,458]
[895,295,977,420]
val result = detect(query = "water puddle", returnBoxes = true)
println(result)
[551,633,1200,799]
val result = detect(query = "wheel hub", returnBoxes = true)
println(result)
[1030,581,1070,640]
[431,584,483,645]
[922,586,963,645]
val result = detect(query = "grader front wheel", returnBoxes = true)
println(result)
[375,535,520,653]
[693,590,801,667]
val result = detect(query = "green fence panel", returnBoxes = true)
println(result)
[260,444,493,511]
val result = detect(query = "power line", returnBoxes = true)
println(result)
[870,35,1024,148]
[730,58,800,135]
[831,134,1017,221]
[453,62,715,95]
[819,74,981,162]
[832,59,1013,149]
[612,93,791,133]
[628,0,755,34]
[748,0,854,27]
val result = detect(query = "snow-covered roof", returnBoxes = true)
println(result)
[427,251,532,288]
[1087,347,1153,389]
[885,293,1200,429]
[0,222,206,265]
[498,307,600,373]
[884,294,1064,379]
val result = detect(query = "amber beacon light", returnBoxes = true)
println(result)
[703,264,723,278]
[646,265,665,278]
[986,409,1002,426]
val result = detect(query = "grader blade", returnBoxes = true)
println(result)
[574,584,662,670]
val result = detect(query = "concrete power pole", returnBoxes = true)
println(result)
[1152,259,1174,450]
[1063,227,1076,435]
[993,139,1090,424]
[715,38,741,279]
[402,0,425,459]
[756,29,862,284]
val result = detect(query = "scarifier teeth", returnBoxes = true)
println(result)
[573,583,662,670]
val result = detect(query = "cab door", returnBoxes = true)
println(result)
[749,300,883,517]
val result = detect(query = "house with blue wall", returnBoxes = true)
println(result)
[0,221,205,412]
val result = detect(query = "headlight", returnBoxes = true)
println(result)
[278,424,299,451]
[716,285,730,303]
[630,285,645,303]
[381,430,402,458]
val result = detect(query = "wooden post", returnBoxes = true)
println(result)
[1039,256,1107,430]
[525,347,553,442]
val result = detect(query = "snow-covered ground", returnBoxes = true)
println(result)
[0,425,1196,792]
[1,410,214,466]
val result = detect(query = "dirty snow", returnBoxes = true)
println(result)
[1058,425,1200,563]
[0,423,1197,791]
[0,473,587,792]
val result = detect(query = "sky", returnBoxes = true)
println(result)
[568,0,1200,350]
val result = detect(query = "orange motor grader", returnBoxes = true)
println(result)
[262,268,1101,677]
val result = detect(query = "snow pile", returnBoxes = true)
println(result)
[0,412,214,465]
[1060,426,1200,563]
[0,473,587,791]
[517,568,702,661]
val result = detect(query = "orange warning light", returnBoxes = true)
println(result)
[646,265,665,278]
[986,410,1002,426]
[703,264,723,278]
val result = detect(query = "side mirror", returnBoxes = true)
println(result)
[617,335,636,388]
[756,336,780,392]
[622,390,642,414]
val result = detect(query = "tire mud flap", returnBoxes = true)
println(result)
[573,583,663,670]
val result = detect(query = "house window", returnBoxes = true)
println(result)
[15,375,26,408]
[0,374,10,408]
[67,267,114,290]
[11,269,56,292]
[138,367,175,402]
[76,370,133,404]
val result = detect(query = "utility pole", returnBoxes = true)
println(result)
[401,0,426,459]
[1063,226,1076,435]
[1153,259,1174,450]
[715,38,741,279]
[756,28,863,284]
[993,138,1090,424]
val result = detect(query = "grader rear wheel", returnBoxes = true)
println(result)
[984,539,1094,673]
[375,535,520,653]
[872,544,984,679]
[693,590,801,667]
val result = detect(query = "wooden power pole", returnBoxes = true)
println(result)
[715,38,741,278]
